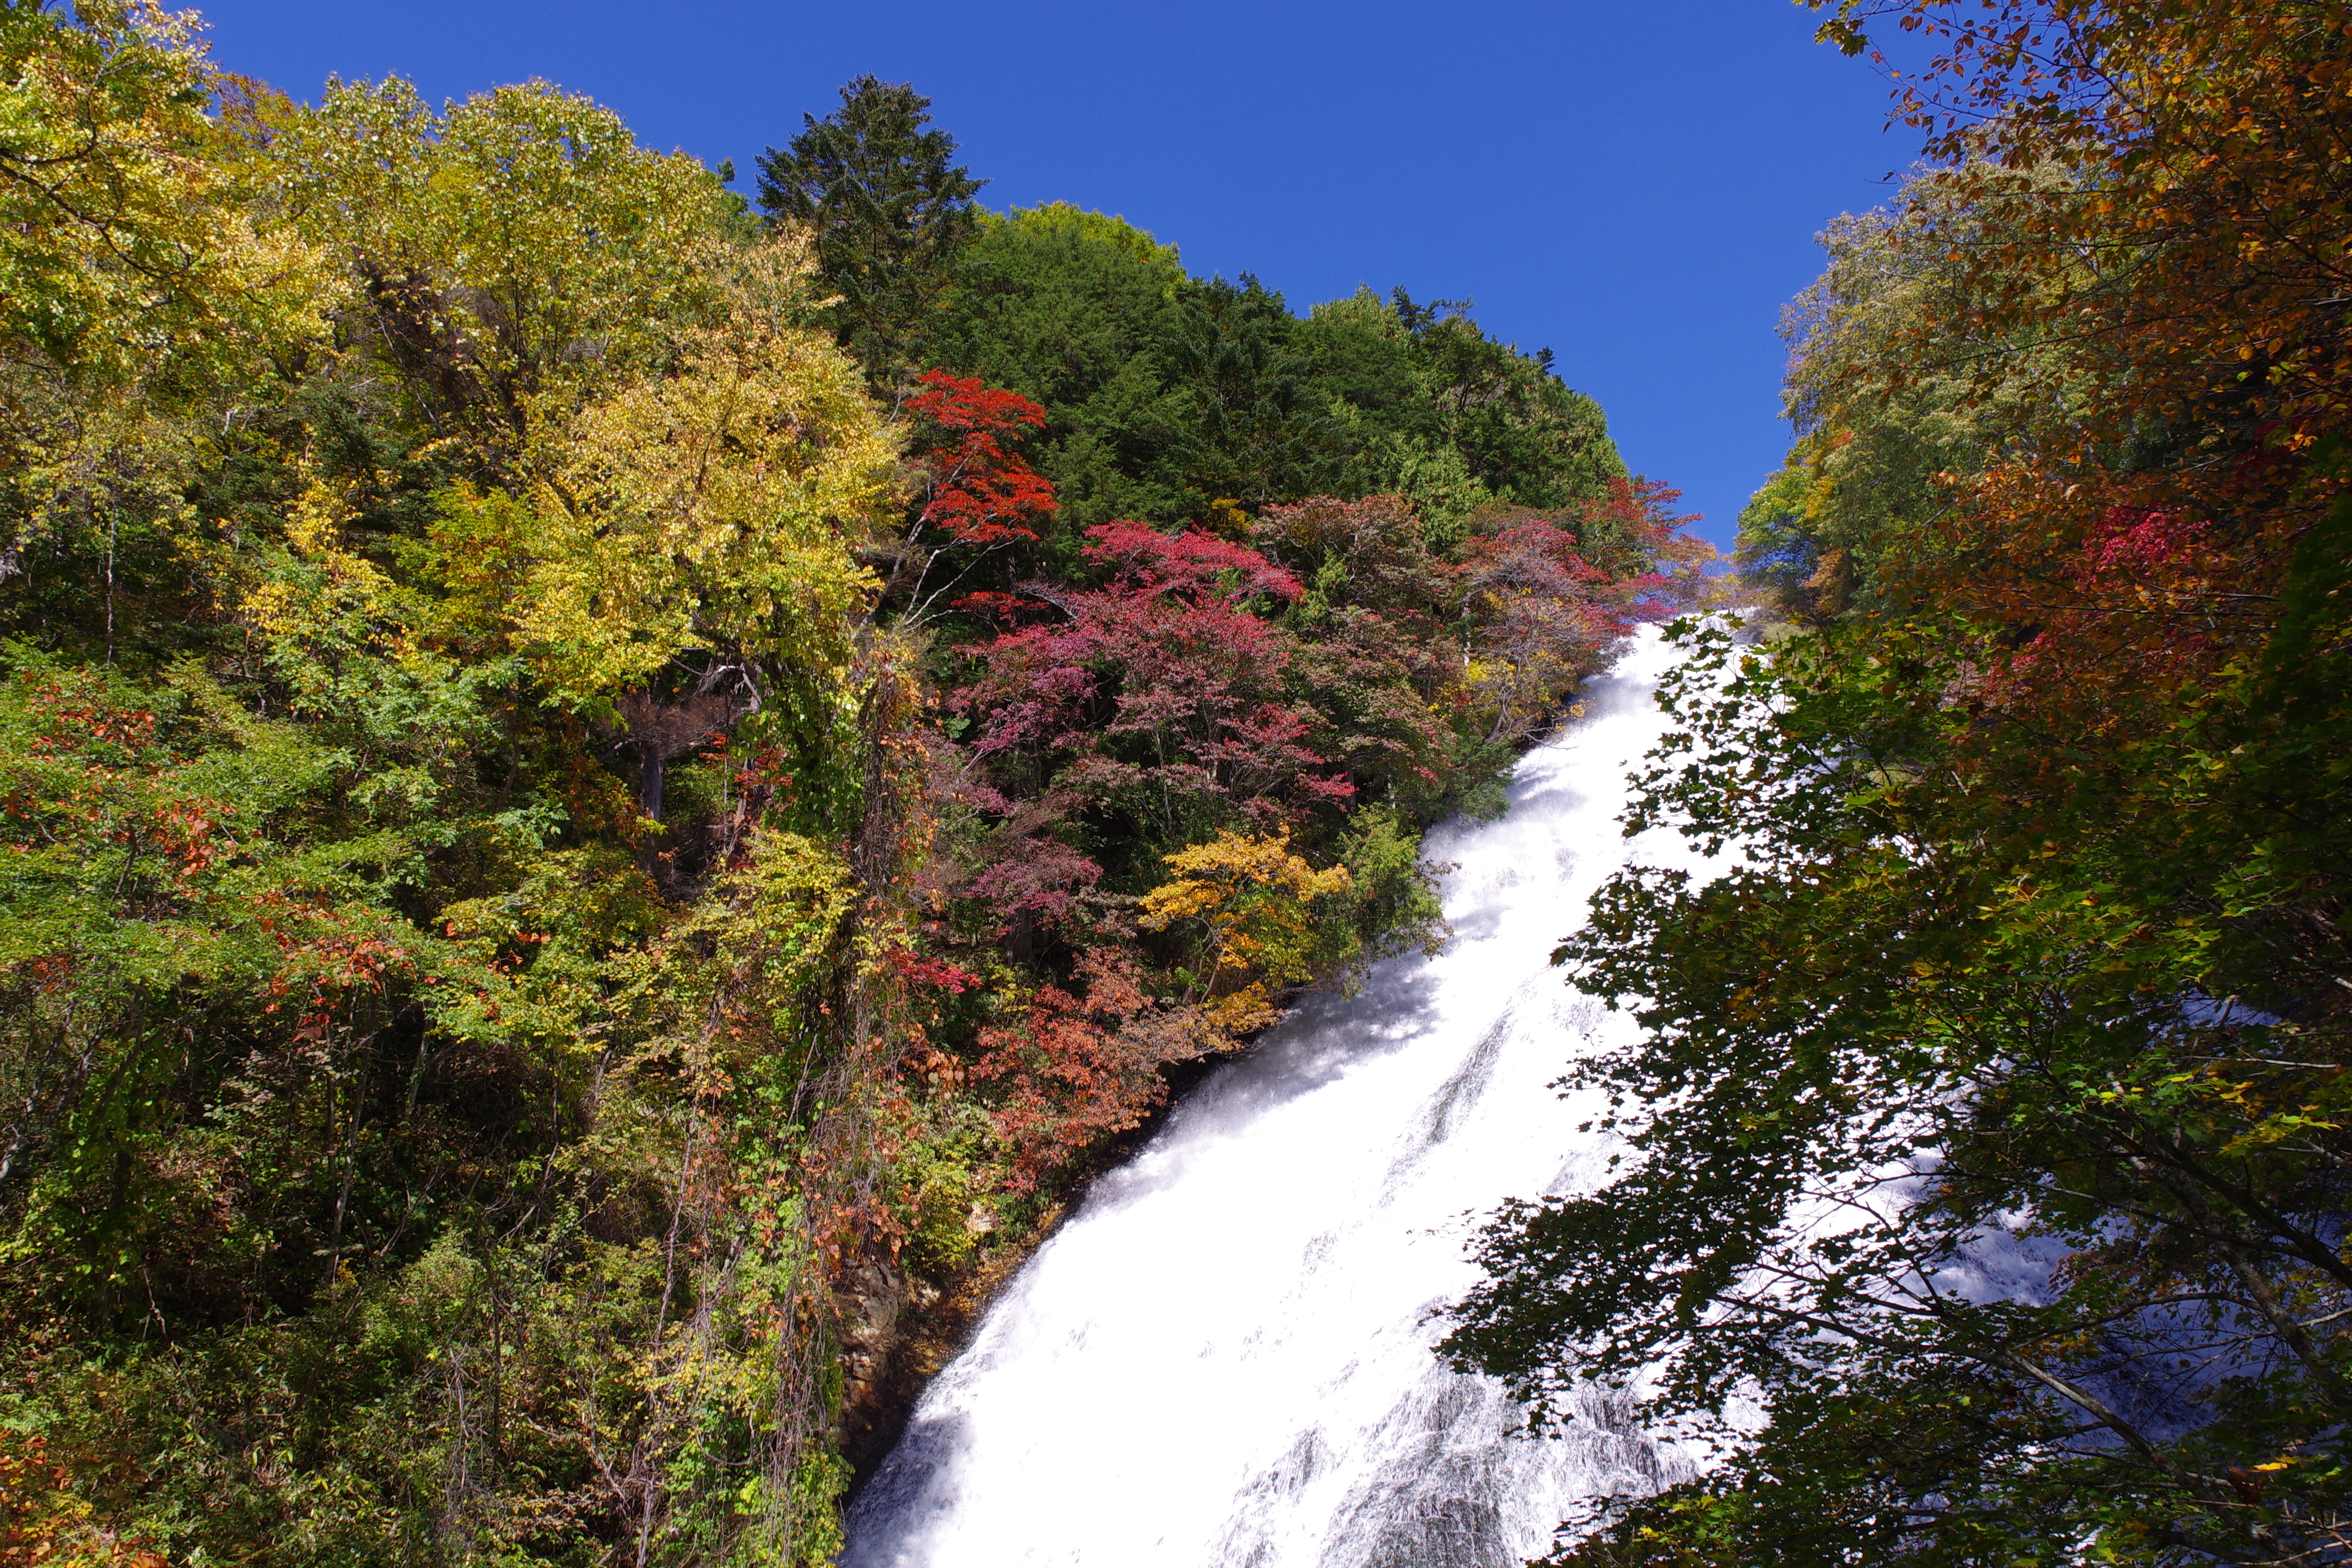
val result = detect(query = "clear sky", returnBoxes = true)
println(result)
[191,0,1926,551]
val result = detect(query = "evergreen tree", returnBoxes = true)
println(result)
[756,75,985,389]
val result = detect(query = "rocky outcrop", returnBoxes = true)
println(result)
[833,1220,1060,1487]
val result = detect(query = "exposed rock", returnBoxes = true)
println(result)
[832,1050,1230,1490]
[834,1215,1058,1487]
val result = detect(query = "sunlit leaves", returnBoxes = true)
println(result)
[458,240,896,712]
[273,74,735,453]
[1461,3,2352,1557]
[1138,829,1356,1033]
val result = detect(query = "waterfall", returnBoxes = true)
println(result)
[843,626,1704,1568]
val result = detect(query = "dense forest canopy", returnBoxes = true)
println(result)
[1446,1,2352,1563]
[0,9,1702,1564]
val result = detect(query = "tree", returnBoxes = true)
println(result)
[969,947,1173,1193]
[1450,3,2352,1561]
[952,521,1349,858]
[1,46,913,1564]
[1160,274,1349,512]
[878,368,1060,626]
[1246,495,1462,812]
[1136,829,1356,1035]
[1392,292,1628,516]
[0,9,1674,1556]
[1455,610,2352,1566]
[429,233,896,827]
[931,208,1632,548]
[934,202,1200,542]
[1456,481,1700,746]
[275,75,732,464]
[0,0,329,665]
[755,75,985,389]
[1286,288,1632,534]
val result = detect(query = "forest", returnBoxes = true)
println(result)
[15,0,2344,1563]
[1445,1,2352,1564]
[0,4,1708,1562]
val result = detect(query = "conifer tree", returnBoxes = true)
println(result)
[755,75,985,390]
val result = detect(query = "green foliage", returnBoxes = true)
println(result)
[1337,805,1449,971]
[0,15,1666,1557]
[1733,180,2072,623]
[1456,6,2352,1559]
[922,206,1627,558]
[1456,613,2352,1564]
[933,202,1199,540]
[755,75,985,388]
[0,19,900,1560]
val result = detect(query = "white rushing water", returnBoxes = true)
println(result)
[842,626,1705,1568]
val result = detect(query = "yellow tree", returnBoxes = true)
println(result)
[273,78,902,821]
[429,236,899,821]
[0,0,328,647]
[271,74,734,456]
[1138,830,1355,1036]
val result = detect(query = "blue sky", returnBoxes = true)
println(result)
[194,0,1923,551]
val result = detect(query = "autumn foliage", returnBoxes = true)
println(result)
[919,482,1700,1182]
[1457,6,2352,1565]
[0,14,1698,1562]
[907,368,1059,547]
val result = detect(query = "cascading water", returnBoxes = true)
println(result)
[843,626,1707,1568]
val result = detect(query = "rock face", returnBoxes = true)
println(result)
[830,1057,1221,1487]
[836,1253,925,1477]
[835,1254,913,1452]
[833,1234,1045,1487]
